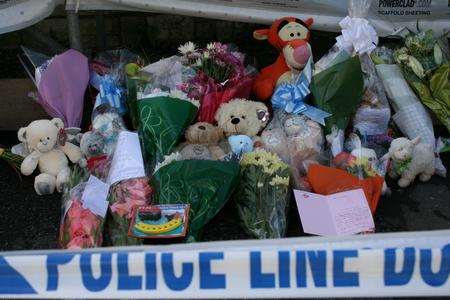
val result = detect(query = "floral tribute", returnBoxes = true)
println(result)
[177,41,255,123]
[234,149,291,239]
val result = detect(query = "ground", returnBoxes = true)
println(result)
[0,130,449,251]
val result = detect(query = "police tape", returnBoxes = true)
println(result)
[1,230,449,298]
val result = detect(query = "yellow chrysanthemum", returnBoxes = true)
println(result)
[269,175,290,187]
[241,150,288,174]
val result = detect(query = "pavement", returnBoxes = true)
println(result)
[0,130,449,251]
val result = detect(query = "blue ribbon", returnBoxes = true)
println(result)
[94,74,127,114]
[271,60,331,126]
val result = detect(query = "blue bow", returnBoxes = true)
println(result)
[95,75,127,114]
[271,59,331,125]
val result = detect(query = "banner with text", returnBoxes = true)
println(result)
[0,230,449,298]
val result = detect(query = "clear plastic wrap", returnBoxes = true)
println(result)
[321,129,388,213]
[261,110,325,191]
[59,181,105,249]
[234,150,290,239]
[108,177,153,246]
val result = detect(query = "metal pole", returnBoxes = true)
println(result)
[95,13,107,52]
[67,10,82,52]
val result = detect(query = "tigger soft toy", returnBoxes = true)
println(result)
[252,17,313,101]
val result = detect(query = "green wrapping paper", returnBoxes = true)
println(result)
[151,159,240,241]
[403,63,450,133]
[310,56,364,133]
[137,96,198,168]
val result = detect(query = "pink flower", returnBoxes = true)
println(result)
[67,235,94,250]
[110,201,129,218]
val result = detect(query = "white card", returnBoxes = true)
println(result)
[294,189,374,236]
[81,175,110,217]
[108,131,146,185]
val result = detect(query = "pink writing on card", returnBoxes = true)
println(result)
[294,189,374,236]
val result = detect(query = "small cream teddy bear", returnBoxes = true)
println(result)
[215,98,269,138]
[388,136,435,188]
[179,122,226,160]
[18,118,82,195]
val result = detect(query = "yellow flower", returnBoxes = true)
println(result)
[269,175,290,187]
[241,150,288,173]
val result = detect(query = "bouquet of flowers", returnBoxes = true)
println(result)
[234,150,290,239]
[392,30,449,133]
[105,130,153,246]
[151,153,240,242]
[59,171,105,249]
[127,75,199,169]
[108,177,153,245]
[177,41,256,123]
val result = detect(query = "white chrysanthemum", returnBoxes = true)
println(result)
[203,51,210,59]
[154,152,182,174]
[257,182,263,188]
[178,41,197,55]
[195,57,202,67]
[206,42,215,50]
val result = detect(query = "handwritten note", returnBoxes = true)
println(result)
[294,189,374,236]
[81,175,109,217]
[108,131,146,185]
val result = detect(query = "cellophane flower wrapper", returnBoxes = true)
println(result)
[234,150,291,239]
[59,171,104,249]
[311,55,364,134]
[177,42,256,123]
[323,130,387,214]
[373,49,436,147]
[391,30,449,133]
[353,53,391,136]
[127,56,195,129]
[108,177,153,246]
[260,110,326,191]
[128,79,198,170]
[151,158,240,242]
[85,106,127,179]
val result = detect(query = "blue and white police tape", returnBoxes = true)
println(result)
[271,57,331,125]
[0,230,449,298]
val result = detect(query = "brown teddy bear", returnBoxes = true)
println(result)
[179,122,226,160]
[215,98,269,138]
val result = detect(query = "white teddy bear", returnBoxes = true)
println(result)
[18,118,82,195]
[388,136,435,188]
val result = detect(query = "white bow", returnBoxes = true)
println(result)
[336,16,378,55]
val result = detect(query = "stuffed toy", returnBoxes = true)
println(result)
[179,122,226,160]
[228,135,253,155]
[260,127,289,162]
[284,114,323,154]
[387,136,435,188]
[215,98,269,138]
[18,118,82,195]
[252,16,313,101]
[80,131,106,159]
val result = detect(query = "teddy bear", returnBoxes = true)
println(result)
[215,98,269,138]
[283,114,323,154]
[215,99,269,155]
[252,16,313,101]
[387,136,435,188]
[179,122,226,160]
[18,118,83,195]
